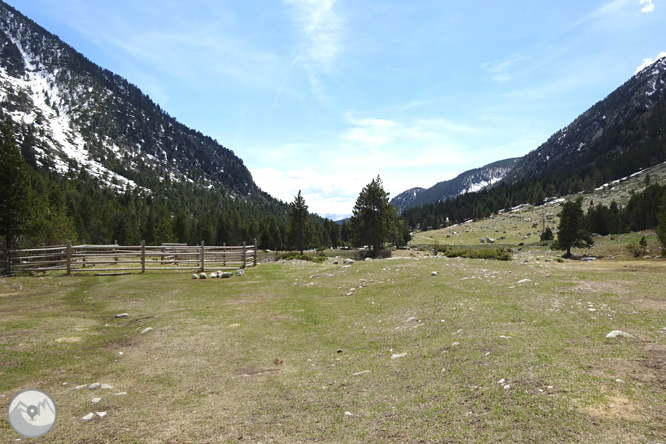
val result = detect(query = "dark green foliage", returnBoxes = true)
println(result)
[288,191,309,255]
[540,226,554,241]
[0,119,37,250]
[557,198,593,257]
[279,251,326,263]
[435,245,512,261]
[657,195,666,255]
[350,176,397,256]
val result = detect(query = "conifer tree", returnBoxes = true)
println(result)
[656,195,666,256]
[350,176,396,256]
[288,190,309,255]
[0,119,37,252]
[556,197,593,257]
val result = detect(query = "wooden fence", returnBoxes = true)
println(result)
[2,240,258,275]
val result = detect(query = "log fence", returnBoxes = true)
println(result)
[1,240,258,275]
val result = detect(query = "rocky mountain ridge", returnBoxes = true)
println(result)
[504,55,666,185]
[391,158,519,211]
[0,1,269,202]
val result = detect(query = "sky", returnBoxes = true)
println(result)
[5,0,666,220]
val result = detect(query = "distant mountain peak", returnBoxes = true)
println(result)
[391,158,519,211]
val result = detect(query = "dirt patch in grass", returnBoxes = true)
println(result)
[570,279,635,295]
[581,393,644,422]
[235,367,281,377]
[627,296,666,310]
[54,337,82,343]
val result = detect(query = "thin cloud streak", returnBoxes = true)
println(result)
[284,0,344,99]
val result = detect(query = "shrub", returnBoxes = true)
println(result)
[439,247,512,261]
[626,241,642,258]
[279,252,326,263]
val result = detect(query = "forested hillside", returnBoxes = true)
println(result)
[402,57,666,231]
[0,1,345,250]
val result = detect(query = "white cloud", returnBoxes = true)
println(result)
[635,52,666,74]
[250,167,364,216]
[284,0,344,69]
[577,0,655,25]
[284,0,344,99]
[640,0,655,13]
[483,54,524,82]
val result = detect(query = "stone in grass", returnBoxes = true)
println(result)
[114,392,128,396]
[91,398,101,404]
[192,274,199,280]
[220,272,233,279]
[88,383,100,389]
[236,269,245,276]
[209,272,218,279]
[71,385,87,391]
[199,273,207,279]
[101,384,113,390]
[141,327,153,334]
[606,330,635,339]
[96,411,107,418]
[431,272,438,276]
[115,313,128,318]
[391,353,407,359]
[82,412,94,421]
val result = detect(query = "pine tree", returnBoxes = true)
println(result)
[556,197,593,257]
[540,226,554,241]
[656,195,666,256]
[288,190,309,255]
[350,176,396,256]
[0,119,37,252]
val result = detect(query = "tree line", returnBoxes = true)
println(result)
[2,119,411,258]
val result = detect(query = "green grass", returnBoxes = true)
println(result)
[1,255,665,443]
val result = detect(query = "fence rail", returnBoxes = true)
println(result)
[2,240,258,275]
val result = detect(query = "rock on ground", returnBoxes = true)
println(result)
[606,330,635,339]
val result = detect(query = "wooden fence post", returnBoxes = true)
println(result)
[1,242,8,275]
[200,240,205,272]
[253,238,258,267]
[223,243,226,267]
[141,240,146,273]
[242,241,247,269]
[66,241,72,275]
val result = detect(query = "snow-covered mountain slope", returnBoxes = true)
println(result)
[504,55,666,186]
[0,1,264,199]
[391,158,518,211]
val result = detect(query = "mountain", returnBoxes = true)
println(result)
[504,55,666,187]
[0,1,267,201]
[399,55,666,229]
[391,158,519,211]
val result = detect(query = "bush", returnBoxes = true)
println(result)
[279,252,327,263]
[540,226,554,241]
[436,247,512,261]
[626,241,643,258]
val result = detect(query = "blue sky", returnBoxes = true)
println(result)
[6,0,666,219]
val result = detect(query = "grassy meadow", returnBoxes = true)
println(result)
[1,247,665,443]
